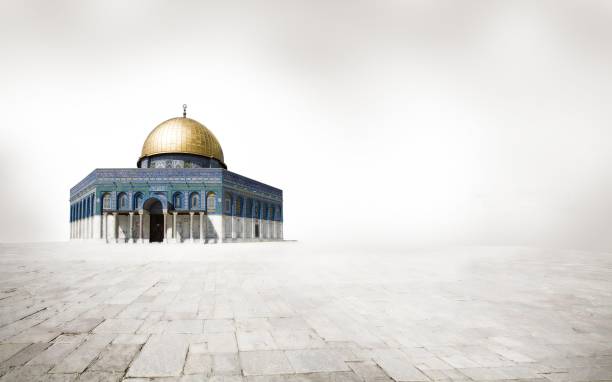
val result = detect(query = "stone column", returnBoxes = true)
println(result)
[163,209,168,243]
[173,212,178,243]
[242,215,247,240]
[139,212,144,244]
[231,214,236,240]
[102,212,107,243]
[93,214,101,240]
[189,212,194,243]
[199,212,204,244]
[112,212,118,243]
[129,212,134,243]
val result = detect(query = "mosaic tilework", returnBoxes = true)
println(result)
[70,168,282,221]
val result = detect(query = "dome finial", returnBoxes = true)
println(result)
[182,104,187,118]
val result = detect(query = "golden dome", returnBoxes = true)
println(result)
[139,116,225,165]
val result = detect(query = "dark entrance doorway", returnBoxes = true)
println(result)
[143,198,165,243]
[150,214,164,242]
[254,221,260,238]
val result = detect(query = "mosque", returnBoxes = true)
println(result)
[69,105,283,243]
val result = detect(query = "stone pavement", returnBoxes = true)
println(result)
[0,242,611,382]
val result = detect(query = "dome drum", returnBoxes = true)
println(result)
[138,153,226,169]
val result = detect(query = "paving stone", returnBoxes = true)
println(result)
[285,372,362,382]
[285,349,351,373]
[189,343,208,354]
[211,353,240,376]
[50,334,115,373]
[348,361,393,382]
[271,330,326,350]
[126,334,189,377]
[76,371,123,382]
[90,344,141,372]
[240,351,294,376]
[60,318,105,334]
[204,319,235,333]
[165,320,203,334]
[27,341,84,367]
[236,331,277,351]
[0,364,51,381]
[112,334,150,345]
[38,373,78,382]
[374,357,429,382]
[208,376,244,382]
[8,326,60,344]
[0,343,51,368]
[183,353,212,375]
[93,319,144,334]
[180,375,212,382]
[206,333,238,353]
[0,344,29,363]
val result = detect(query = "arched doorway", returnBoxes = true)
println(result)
[143,198,164,243]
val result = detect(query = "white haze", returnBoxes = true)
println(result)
[1,0,611,251]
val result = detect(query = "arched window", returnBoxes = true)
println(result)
[102,193,111,210]
[206,192,216,212]
[190,193,200,210]
[134,192,143,210]
[235,197,242,216]
[118,193,128,210]
[173,192,182,209]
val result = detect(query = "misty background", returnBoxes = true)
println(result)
[1,0,611,250]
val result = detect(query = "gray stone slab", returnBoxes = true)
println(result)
[50,334,115,373]
[374,357,429,382]
[59,318,105,334]
[165,320,204,334]
[285,349,351,373]
[183,353,212,375]
[236,331,277,351]
[27,341,84,367]
[204,319,235,333]
[0,344,29,363]
[93,319,143,334]
[112,333,149,345]
[271,330,326,350]
[90,344,141,372]
[348,361,393,382]
[212,353,240,376]
[8,326,60,344]
[0,342,51,368]
[0,364,51,381]
[126,334,189,377]
[75,371,122,382]
[206,332,238,353]
[240,351,294,376]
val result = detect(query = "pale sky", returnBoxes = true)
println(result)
[1,0,612,250]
